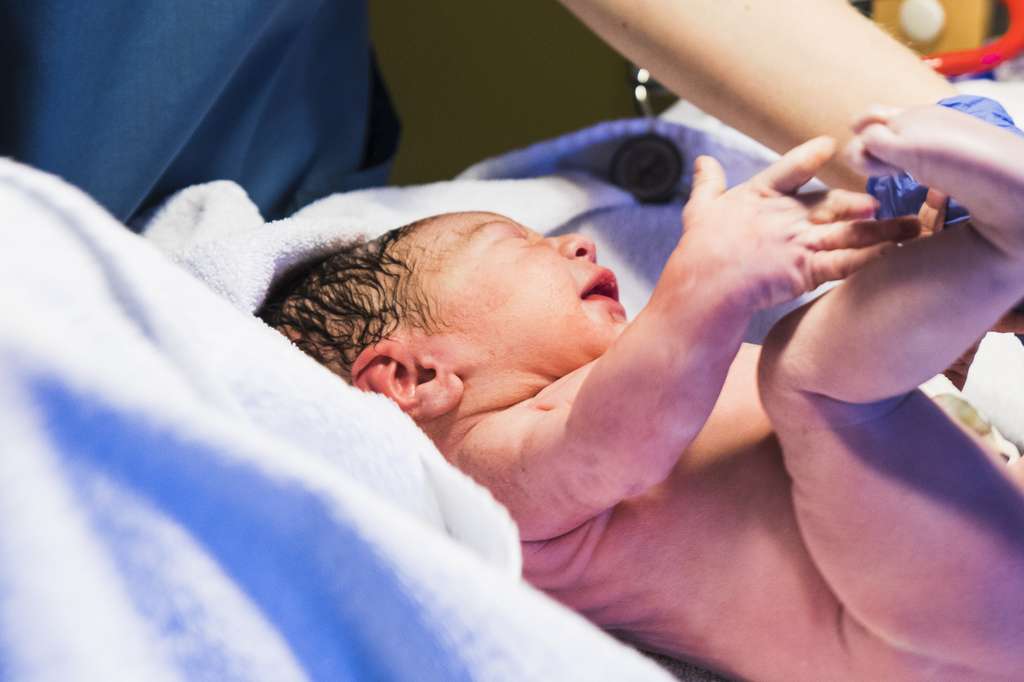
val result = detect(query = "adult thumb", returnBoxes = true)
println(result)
[858,123,912,171]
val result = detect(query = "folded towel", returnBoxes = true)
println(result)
[0,159,674,681]
[146,172,633,315]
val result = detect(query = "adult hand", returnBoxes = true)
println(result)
[846,105,1024,258]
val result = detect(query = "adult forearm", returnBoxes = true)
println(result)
[558,0,954,190]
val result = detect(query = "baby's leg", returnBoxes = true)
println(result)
[759,375,1024,678]
[756,213,1024,675]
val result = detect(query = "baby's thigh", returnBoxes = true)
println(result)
[765,388,1024,676]
[765,388,1018,528]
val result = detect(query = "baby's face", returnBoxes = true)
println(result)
[419,212,628,380]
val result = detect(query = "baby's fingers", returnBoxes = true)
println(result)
[754,136,837,194]
[803,217,920,251]
[809,243,895,286]
[806,189,878,224]
[689,155,728,206]
[918,188,948,237]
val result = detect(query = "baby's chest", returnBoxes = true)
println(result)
[532,443,834,665]
[529,432,793,598]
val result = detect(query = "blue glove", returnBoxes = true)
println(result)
[866,95,1024,224]
[866,95,1024,335]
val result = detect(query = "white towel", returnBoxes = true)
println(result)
[0,158,674,681]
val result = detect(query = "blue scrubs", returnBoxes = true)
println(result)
[0,1,399,225]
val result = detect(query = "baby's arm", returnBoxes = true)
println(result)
[463,140,918,540]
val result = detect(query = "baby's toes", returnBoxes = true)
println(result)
[808,189,877,224]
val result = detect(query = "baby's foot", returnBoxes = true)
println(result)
[845,105,1024,259]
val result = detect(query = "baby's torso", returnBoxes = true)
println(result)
[521,345,850,681]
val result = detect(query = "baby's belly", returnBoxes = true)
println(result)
[527,433,848,681]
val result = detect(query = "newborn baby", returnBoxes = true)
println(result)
[262,106,1024,681]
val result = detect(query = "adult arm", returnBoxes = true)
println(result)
[558,0,955,190]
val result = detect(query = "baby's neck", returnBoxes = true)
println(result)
[420,368,557,457]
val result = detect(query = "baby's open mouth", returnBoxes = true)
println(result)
[581,269,620,302]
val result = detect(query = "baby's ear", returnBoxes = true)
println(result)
[352,340,463,421]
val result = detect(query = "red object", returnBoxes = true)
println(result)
[924,0,1024,76]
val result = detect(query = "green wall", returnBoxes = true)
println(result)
[370,1,636,185]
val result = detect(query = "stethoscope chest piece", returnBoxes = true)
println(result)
[609,133,683,204]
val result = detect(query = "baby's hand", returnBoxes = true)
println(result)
[845,105,1024,258]
[682,137,920,311]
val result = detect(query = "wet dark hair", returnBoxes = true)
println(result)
[258,219,441,382]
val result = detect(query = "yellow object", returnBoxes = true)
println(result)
[872,0,993,53]
[931,392,1021,461]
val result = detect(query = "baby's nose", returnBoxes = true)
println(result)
[560,234,597,263]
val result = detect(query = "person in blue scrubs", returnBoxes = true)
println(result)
[0,1,398,226]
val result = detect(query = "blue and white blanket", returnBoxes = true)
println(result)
[3,86,1022,681]
[0,157,675,681]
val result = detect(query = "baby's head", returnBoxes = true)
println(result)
[260,211,626,432]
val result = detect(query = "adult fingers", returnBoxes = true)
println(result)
[843,135,906,178]
[850,105,903,135]
[857,122,918,173]
[806,189,879,224]
[810,242,896,285]
[688,155,727,206]
[753,136,837,194]
[802,217,920,251]
[917,188,948,237]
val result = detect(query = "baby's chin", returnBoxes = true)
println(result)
[603,311,629,339]
[585,322,625,359]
